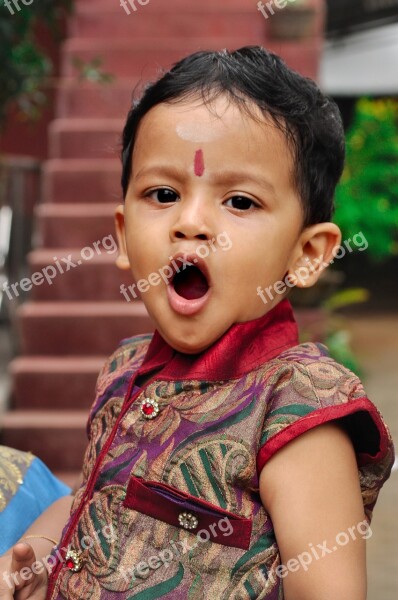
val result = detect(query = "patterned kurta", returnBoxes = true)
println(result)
[47,300,395,599]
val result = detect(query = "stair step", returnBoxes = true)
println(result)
[10,356,105,410]
[42,159,121,203]
[49,119,124,159]
[75,0,253,12]
[27,249,132,301]
[18,301,154,355]
[62,38,255,78]
[70,11,264,40]
[35,203,117,248]
[56,80,136,119]
[0,410,88,472]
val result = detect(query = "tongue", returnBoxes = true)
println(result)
[173,266,209,300]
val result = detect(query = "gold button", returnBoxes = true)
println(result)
[65,548,83,572]
[178,511,198,530]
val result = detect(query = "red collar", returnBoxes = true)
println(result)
[137,299,298,381]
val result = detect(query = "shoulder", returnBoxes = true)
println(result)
[95,333,153,393]
[258,342,395,521]
[260,342,367,445]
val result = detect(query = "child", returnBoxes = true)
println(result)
[1,46,395,600]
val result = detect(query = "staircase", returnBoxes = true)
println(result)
[1,0,324,472]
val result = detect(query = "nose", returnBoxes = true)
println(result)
[170,197,213,242]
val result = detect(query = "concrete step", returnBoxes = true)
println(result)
[70,10,265,40]
[42,159,121,204]
[56,80,136,119]
[62,37,321,83]
[10,356,105,410]
[18,301,154,355]
[27,249,132,301]
[49,119,124,159]
[75,0,252,13]
[62,38,254,79]
[0,410,88,472]
[35,203,117,248]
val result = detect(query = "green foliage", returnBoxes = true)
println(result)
[334,98,398,261]
[0,0,73,124]
[298,288,369,376]
[322,287,370,312]
[322,288,369,377]
[324,329,363,377]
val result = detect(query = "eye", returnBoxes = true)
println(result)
[146,188,179,203]
[224,195,258,211]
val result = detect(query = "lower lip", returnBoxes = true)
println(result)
[166,283,211,316]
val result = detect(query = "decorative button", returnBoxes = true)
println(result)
[65,548,83,572]
[140,398,160,420]
[178,511,199,530]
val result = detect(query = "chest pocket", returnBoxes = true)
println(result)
[123,475,252,550]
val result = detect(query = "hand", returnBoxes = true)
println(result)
[0,543,48,600]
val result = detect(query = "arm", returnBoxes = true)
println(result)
[259,421,367,600]
[0,494,73,599]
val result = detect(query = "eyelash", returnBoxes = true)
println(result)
[144,187,260,211]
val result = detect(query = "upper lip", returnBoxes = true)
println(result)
[168,252,211,287]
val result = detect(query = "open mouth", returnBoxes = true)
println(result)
[172,264,209,300]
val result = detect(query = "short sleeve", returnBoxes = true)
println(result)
[257,355,395,522]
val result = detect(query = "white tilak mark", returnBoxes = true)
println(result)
[176,123,223,143]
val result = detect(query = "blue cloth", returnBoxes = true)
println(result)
[0,455,70,555]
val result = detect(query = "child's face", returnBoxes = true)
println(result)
[115,96,328,354]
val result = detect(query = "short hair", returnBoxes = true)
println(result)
[121,46,345,226]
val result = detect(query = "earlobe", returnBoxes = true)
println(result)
[288,223,342,288]
[114,205,131,270]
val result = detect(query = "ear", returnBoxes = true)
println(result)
[287,223,342,288]
[114,204,131,270]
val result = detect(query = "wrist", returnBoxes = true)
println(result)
[18,535,59,565]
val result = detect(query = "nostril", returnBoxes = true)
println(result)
[173,232,208,240]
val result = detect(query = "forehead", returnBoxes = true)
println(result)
[135,96,287,149]
[132,96,295,184]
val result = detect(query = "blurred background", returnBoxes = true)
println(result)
[0,0,397,596]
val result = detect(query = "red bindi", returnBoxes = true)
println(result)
[194,149,205,177]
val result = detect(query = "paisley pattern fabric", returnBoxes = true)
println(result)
[46,300,395,600]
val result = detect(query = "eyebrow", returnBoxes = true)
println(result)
[134,165,276,195]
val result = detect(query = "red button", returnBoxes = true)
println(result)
[140,398,160,420]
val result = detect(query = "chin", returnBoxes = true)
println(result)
[168,336,210,355]
[161,327,216,355]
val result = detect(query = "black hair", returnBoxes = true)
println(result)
[121,46,345,227]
